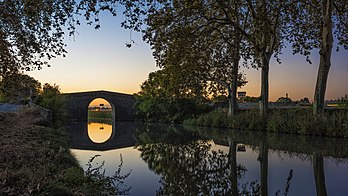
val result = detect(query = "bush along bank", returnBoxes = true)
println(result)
[183,108,348,138]
[0,106,129,195]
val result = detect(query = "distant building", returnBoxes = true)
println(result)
[237,91,246,98]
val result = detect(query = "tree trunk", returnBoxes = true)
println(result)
[257,141,269,196]
[313,0,333,115]
[228,138,238,195]
[313,153,328,196]
[260,54,270,118]
[228,61,239,116]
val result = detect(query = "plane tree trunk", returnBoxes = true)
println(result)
[259,54,271,118]
[313,0,333,115]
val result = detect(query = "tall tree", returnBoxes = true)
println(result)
[0,0,118,75]
[121,0,293,117]
[242,0,292,117]
[289,0,348,115]
[122,0,250,116]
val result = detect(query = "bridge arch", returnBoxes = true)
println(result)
[63,90,136,122]
[88,97,116,121]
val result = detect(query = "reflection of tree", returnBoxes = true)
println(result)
[228,138,238,195]
[313,153,327,196]
[135,125,245,195]
[258,141,269,196]
[135,125,298,195]
[138,140,245,195]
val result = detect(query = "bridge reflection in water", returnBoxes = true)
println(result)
[66,122,348,195]
[66,121,138,151]
[87,122,113,143]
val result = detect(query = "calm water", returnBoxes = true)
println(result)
[66,121,348,196]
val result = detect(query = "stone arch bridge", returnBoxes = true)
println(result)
[62,90,136,122]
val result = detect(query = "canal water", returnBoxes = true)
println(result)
[66,121,348,195]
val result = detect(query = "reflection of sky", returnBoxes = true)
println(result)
[214,143,348,195]
[70,141,348,195]
[70,147,161,195]
[26,10,348,101]
[88,122,113,143]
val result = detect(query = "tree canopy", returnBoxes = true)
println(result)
[122,0,348,117]
[122,0,253,115]
[288,0,348,114]
[0,0,118,75]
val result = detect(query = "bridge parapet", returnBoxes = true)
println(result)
[62,90,136,122]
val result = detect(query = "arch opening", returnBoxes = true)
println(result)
[87,98,115,144]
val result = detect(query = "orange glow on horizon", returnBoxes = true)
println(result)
[89,98,112,108]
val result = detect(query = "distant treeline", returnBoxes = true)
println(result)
[88,111,112,119]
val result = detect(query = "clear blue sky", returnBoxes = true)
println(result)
[28,11,348,101]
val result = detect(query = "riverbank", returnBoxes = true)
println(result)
[0,106,122,195]
[184,108,348,138]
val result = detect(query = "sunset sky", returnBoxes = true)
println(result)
[28,12,348,102]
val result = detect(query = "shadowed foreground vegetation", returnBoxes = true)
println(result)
[0,107,129,195]
[184,108,348,138]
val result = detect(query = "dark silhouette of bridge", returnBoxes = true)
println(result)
[62,90,136,122]
[67,121,139,151]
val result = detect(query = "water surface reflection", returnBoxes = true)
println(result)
[87,122,113,143]
[66,123,348,195]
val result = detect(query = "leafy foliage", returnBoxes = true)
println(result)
[123,0,252,115]
[0,74,67,126]
[36,83,67,127]
[240,96,260,103]
[135,69,213,123]
[0,73,41,103]
[337,94,348,107]
[120,0,302,117]
[136,70,211,123]
[0,0,118,75]
[288,0,348,114]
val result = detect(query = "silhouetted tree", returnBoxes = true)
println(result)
[121,0,297,118]
[289,0,348,115]
[122,0,249,116]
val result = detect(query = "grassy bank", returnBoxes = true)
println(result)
[184,108,348,138]
[0,107,126,195]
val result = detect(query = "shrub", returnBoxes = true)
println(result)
[36,83,67,127]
